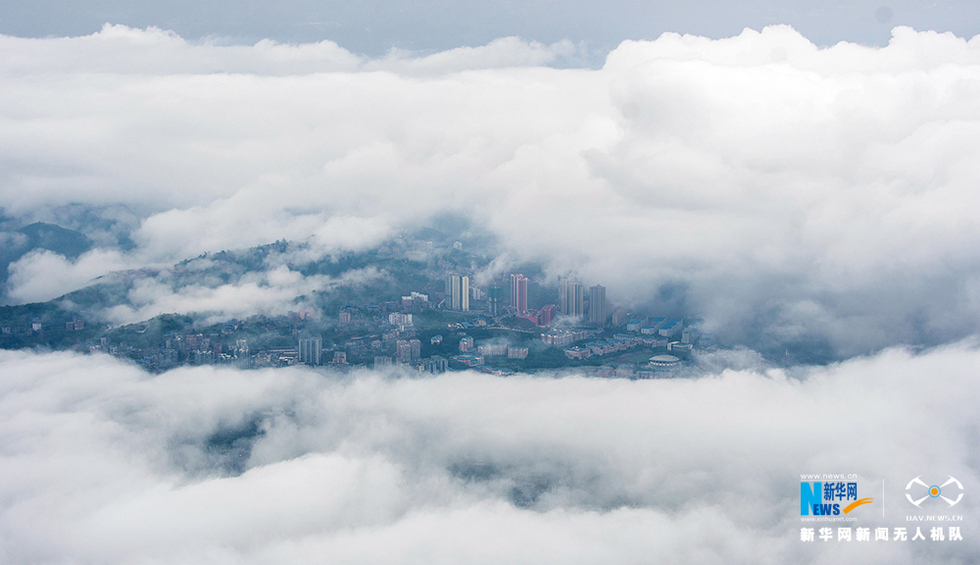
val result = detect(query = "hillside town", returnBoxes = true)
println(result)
[1,239,712,378]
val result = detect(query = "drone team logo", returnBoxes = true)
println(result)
[906,476,964,508]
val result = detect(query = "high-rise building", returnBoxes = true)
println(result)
[396,339,423,363]
[402,292,430,313]
[298,337,322,365]
[589,285,606,326]
[488,286,502,317]
[448,275,470,311]
[559,280,584,319]
[396,340,413,363]
[418,355,448,373]
[235,339,250,369]
[611,306,628,326]
[510,274,528,314]
[539,304,557,326]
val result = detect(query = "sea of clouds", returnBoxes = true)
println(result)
[2,24,980,563]
[0,344,977,564]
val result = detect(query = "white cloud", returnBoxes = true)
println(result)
[99,265,387,326]
[5,248,135,303]
[364,37,579,75]
[1,25,980,354]
[0,344,977,563]
[0,23,363,76]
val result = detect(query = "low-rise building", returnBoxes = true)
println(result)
[478,344,508,356]
[564,347,592,360]
[507,347,529,359]
[541,329,591,347]
[452,353,485,366]
[659,318,684,338]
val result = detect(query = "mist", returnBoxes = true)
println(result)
[0,344,976,564]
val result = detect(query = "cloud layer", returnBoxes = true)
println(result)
[0,344,977,563]
[3,25,980,355]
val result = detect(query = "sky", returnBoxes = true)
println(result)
[2,0,979,59]
[2,2,980,563]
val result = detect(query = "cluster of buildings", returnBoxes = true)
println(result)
[628,317,683,336]
[626,318,705,346]
[540,328,594,347]
[7,244,707,378]
[513,275,615,328]
[515,304,556,327]
[373,352,449,373]
[2,317,80,339]
[438,269,615,330]
[451,333,529,370]
[436,267,635,340]
[494,274,610,329]
[570,364,678,379]
[401,292,432,312]
[544,320,705,380]
[558,280,607,326]
[476,343,529,359]
[100,332,253,371]
[395,338,422,363]
[296,333,450,374]
[562,334,644,360]
[0,321,43,336]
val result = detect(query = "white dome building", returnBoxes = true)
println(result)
[648,354,681,368]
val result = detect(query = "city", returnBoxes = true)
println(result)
[0,238,710,377]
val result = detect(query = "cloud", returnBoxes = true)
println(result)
[96,265,388,326]
[0,23,364,76]
[0,23,579,77]
[5,248,135,303]
[135,201,393,262]
[0,344,977,563]
[363,37,579,75]
[1,25,980,355]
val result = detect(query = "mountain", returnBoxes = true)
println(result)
[16,222,93,259]
[0,222,94,293]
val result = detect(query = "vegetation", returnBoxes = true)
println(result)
[0,227,706,373]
